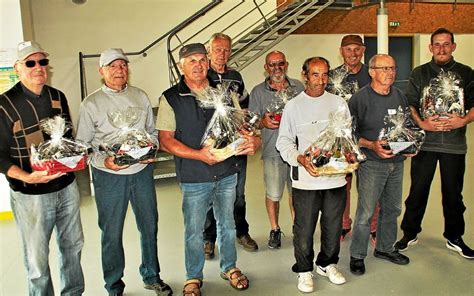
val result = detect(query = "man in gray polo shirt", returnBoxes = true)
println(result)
[248,50,304,249]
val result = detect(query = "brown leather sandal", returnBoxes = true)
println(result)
[183,279,202,296]
[220,267,249,291]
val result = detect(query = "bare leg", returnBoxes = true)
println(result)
[266,197,280,230]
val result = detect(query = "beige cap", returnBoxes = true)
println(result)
[17,41,49,61]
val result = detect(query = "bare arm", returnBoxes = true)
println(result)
[7,165,63,184]
[159,130,221,165]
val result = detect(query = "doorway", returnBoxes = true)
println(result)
[364,36,413,91]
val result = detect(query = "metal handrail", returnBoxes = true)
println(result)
[166,0,297,84]
[78,0,222,100]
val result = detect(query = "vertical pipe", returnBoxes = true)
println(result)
[377,0,389,54]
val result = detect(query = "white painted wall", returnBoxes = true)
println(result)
[1,0,24,214]
[18,0,474,124]
[23,0,276,125]
[22,0,474,123]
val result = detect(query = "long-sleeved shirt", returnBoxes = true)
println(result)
[406,58,474,154]
[276,91,347,190]
[0,82,75,194]
[76,84,156,175]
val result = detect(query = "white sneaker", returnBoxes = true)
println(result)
[316,264,346,285]
[297,272,314,293]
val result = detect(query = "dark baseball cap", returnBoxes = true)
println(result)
[341,35,364,47]
[179,43,207,59]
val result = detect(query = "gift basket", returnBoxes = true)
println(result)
[102,107,158,165]
[31,116,88,174]
[197,83,260,161]
[326,67,359,102]
[265,87,298,122]
[379,106,425,155]
[304,107,365,175]
[420,70,465,119]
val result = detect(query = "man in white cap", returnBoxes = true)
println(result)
[0,41,85,295]
[76,48,172,296]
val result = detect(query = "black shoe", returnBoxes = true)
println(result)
[349,257,365,275]
[340,228,351,241]
[446,237,474,259]
[204,241,215,260]
[393,234,418,252]
[268,228,282,249]
[109,293,123,296]
[144,279,173,295]
[374,249,410,265]
[237,234,259,251]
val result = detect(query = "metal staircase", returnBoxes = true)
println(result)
[166,0,348,85]
[228,0,335,70]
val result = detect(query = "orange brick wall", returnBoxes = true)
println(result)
[278,1,474,34]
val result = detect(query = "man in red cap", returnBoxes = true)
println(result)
[327,34,378,244]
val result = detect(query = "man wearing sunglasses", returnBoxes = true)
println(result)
[249,51,304,249]
[0,41,84,295]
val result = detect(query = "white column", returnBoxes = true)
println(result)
[377,3,389,54]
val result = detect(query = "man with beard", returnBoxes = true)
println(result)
[394,28,474,259]
[249,51,304,249]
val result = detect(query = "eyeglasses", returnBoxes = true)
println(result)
[371,66,397,72]
[22,59,49,68]
[267,61,286,68]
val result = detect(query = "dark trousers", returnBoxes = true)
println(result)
[292,186,346,273]
[401,151,466,240]
[204,157,249,242]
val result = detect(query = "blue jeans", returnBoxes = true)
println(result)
[11,180,84,296]
[180,173,237,280]
[92,165,161,294]
[351,160,404,259]
[204,157,249,241]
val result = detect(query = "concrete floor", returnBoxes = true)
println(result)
[1,126,473,296]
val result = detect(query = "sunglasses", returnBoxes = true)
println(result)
[23,58,49,68]
[267,61,286,68]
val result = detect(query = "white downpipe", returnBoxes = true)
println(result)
[377,0,389,54]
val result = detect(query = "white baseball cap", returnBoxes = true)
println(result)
[99,48,129,67]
